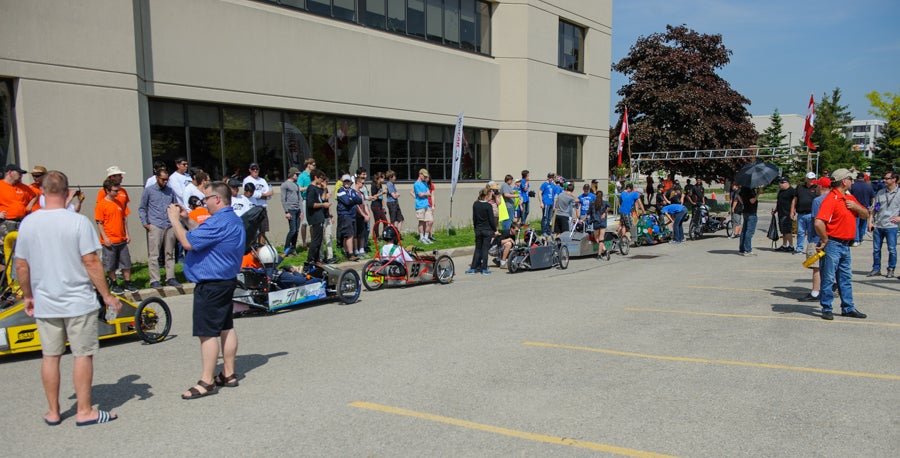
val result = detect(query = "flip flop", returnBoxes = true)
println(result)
[181,380,218,400]
[76,410,117,427]
[44,417,62,426]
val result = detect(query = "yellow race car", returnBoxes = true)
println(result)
[0,232,171,356]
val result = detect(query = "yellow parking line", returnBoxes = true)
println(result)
[734,269,798,273]
[624,308,900,328]
[349,401,677,458]
[522,342,900,381]
[687,285,900,297]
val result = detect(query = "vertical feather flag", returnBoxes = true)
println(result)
[617,107,629,166]
[802,93,816,150]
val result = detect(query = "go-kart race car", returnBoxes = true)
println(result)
[361,221,455,290]
[232,207,361,316]
[557,218,603,257]
[0,232,171,356]
[505,226,569,273]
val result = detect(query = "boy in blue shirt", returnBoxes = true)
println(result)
[618,183,644,240]
[577,184,596,220]
[539,172,559,235]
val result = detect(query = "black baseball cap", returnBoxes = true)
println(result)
[4,164,27,174]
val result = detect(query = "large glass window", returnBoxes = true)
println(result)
[459,0,476,52]
[557,134,582,179]
[363,0,386,29]
[369,120,390,174]
[0,80,15,167]
[558,19,585,72]
[307,0,331,16]
[387,0,406,33]
[281,0,306,9]
[221,107,252,181]
[335,118,360,178]
[389,123,409,179]
[444,0,460,46]
[283,111,312,170]
[427,125,446,180]
[333,0,357,22]
[310,115,337,178]
[409,123,427,178]
[149,100,187,167]
[476,0,490,54]
[407,0,426,38]
[254,110,285,183]
[187,104,223,178]
[426,0,443,42]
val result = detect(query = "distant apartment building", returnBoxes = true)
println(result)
[751,115,885,159]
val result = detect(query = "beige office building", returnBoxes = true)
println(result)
[0,0,612,259]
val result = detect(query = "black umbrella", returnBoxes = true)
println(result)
[734,162,779,188]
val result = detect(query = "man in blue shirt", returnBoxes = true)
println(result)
[139,170,179,288]
[577,184,596,220]
[168,181,245,399]
[618,183,644,240]
[539,172,560,235]
[336,174,363,261]
[518,170,531,225]
[413,168,432,244]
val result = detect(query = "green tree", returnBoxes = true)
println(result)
[810,88,864,171]
[866,89,900,148]
[611,25,757,181]
[759,108,786,147]
[869,122,900,176]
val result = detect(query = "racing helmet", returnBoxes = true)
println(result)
[382,226,399,244]
[257,244,278,265]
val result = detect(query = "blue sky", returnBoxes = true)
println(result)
[610,0,900,123]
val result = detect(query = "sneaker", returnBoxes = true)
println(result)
[742,252,757,257]
[500,260,507,267]
[797,294,819,302]
[866,270,881,277]
[123,282,139,293]
[821,311,834,320]
[841,309,867,319]
[149,281,163,289]
[428,235,436,242]
[851,241,861,247]
[481,269,491,275]
[887,269,895,278]
[465,269,477,274]
[110,284,125,294]
[347,255,359,262]
[165,278,182,287]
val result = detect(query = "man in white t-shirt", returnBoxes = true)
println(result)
[242,163,274,241]
[183,171,209,207]
[15,170,121,427]
[168,158,192,207]
[228,179,254,217]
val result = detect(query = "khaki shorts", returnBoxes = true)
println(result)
[415,207,434,222]
[36,311,99,357]
[804,243,821,268]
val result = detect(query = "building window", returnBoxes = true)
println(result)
[256,0,490,55]
[557,134,582,179]
[1,80,18,167]
[558,19,584,72]
[149,100,188,167]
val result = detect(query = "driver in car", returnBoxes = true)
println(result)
[379,227,414,265]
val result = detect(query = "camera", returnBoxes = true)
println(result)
[528,190,536,198]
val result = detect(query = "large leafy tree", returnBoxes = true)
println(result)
[611,25,757,181]
[866,89,900,149]
[869,121,900,176]
[810,88,863,171]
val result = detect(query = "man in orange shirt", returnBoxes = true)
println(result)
[187,195,211,224]
[96,166,131,216]
[28,165,47,211]
[814,168,869,320]
[0,164,37,268]
[95,179,137,293]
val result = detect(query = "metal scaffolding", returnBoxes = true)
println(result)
[629,146,820,180]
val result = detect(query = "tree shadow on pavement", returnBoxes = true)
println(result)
[62,374,153,419]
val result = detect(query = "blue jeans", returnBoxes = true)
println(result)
[284,209,301,252]
[796,213,813,252]
[739,213,757,253]
[520,201,530,225]
[855,218,868,243]
[819,241,856,313]
[872,226,898,271]
[672,209,687,242]
[541,205,554,235]
[501,218,511,231]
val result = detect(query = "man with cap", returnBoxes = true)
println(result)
[336,173,362,261]
[281,167,302,256]
[97,166,131,215]
[866,170,900,278]
[577,183,596,221]
[243,163,274,243]
[793,172,819,254]
[814,168,869,320]
[28,166,47,211]
[413,168,433,244]
[849,171,874,246]
[0,164,37,269]
[774,177,797,252]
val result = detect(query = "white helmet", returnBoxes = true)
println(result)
[257,244,278,265]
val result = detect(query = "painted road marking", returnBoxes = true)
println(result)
[624,307,900,328]
[349,401,677,458]
[687,285,900,297]
[522,342,900,381]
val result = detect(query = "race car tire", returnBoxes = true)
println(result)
[725,220,734,237]
[618,237,630,256]
[362,260,385,291]
[338,269,361,304]
[134,297,171,344]
[508,260,520,273]
[558,245,569,270]
[435,255,455,284]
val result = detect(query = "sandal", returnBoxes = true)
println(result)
[214,372,239,388]
[181,380,218,400]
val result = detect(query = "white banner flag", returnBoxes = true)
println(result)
[450,112,464,200]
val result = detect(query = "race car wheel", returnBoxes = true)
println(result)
[134,297,171,344]
[435,255,455,284]
[508,260,520,273]
[558,246,569,270]
[362,260,385,291]
[725,220,734,237]
[618,237,630,256]
[337,269,361,304]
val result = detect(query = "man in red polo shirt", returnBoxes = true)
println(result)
[814,168,869,320]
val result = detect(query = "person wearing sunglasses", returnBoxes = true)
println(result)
[138,169,180,288]
[867,171,900,278]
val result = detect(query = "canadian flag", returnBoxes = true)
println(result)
[617,107,629,166]
[802,93,815,149]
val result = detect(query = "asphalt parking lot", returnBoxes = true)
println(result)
[2,222,898,457]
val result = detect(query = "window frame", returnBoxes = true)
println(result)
[558,19,585,73]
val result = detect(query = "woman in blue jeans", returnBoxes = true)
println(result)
[662,203,688,243]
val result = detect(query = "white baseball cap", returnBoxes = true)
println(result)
[805,172,816,180]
